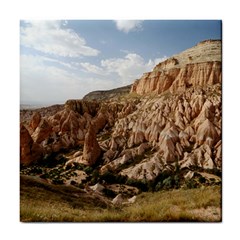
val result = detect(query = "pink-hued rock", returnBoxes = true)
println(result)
[20,40,222,176]
[196,119,219,146]
[82,124,101,166]
[20,124,42,165]
[29,112,41,132]
[131,40,221,95]
[31,119,52,144]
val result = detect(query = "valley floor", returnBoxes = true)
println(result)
[20,175,221,222]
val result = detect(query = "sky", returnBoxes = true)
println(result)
[20,20,221,105]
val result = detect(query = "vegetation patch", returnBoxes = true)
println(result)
[20,176,221,222]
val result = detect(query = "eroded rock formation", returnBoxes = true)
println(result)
[20,40,222,187]
[20,124,42,165]
[131,40,221,95]
[82,124,102,166]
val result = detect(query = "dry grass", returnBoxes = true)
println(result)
[20,175,221,222]
[122,186,221,222]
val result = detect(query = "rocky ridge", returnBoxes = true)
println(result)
[83,85,132,101]
[131,40,221,95]
[20,39,222,195]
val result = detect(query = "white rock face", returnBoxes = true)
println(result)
[90,183,105,192]
[128,196,137,204]
[120,154,166,181]
[131,40,222,95]
[112,194,124,205]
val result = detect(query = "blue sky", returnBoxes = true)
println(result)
[20,20,221,105]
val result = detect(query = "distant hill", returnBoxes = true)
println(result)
[83,84,132,101]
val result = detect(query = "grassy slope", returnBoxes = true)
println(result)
[20,175,221,222]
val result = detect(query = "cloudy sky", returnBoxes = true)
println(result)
[20,20,221,105]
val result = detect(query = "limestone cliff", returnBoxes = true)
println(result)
[131,40,221,95]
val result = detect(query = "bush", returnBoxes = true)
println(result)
[52,178,64,185]
[162,177,173,190]
[89,169,100,185]
[185,179,198,189]
[125,178,148,192]
[115,174,127,184]
[84,166,93,174]
[154,173,181,191]
[198,176,206,184]
[29,167,43,175]
[78,183,84,189]
[173,175,180,189]
[40,173,49,179]
[155,182,163,192]
[100,171,117,184]
[102,188,116,198]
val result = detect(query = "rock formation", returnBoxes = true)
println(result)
[131,40,221,95]
[112,193,124,205]
[20,124,42,165]
[82,124,102,166]
[29,112,41,132]
[20,39,222,191]
[83,85,132,101]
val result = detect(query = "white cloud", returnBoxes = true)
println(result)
[114,20,143,33]
[79,62,107,75]
[100,53,166,85]
[76,53,167,86]
[20,52,167,104]
[41,56,76,69]
[20,54,81,103]
[146,56,168,68]
[20,20,100,57]
[101,53,146,82]
[20,54,119,104]
[62,20,68,26]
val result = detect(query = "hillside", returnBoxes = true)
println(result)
[131,40,221,95]
[83,85,132,101]
[20,39,222,222]
[21,175,221,222]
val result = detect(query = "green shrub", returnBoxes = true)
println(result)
[115,174,127,184]
[162,177,173,190]
[185,179,198,189]
[89,169,100,185]
[40,153,66,168]
[40,173,49,179]
[84,166,93,174]
[125,178,148,192]
[155,182,163,191]
[102,188,116,198]
[100,171,117,184]
[198,176,206,184]
[52,179,64,185]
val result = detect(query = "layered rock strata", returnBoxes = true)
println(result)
[131,40,221,95]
